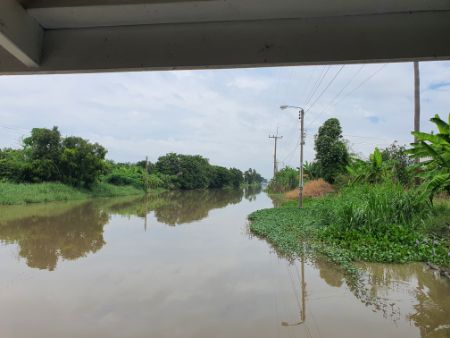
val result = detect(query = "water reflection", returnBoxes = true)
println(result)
[0,189,245,270]
[244,185,262,201]
[0,190,449,338]
[360,263,450,337]
[0,202,108,270]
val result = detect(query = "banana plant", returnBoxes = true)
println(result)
[407,113,450,200]
[346,148,387,184]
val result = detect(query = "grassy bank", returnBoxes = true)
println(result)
[0,182,144,205]
[249,183,450,277]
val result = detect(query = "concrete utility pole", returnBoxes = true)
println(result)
[299,109,305,209]
[269,133,283,177]
[414,61,421,143]
[280,105,305,209]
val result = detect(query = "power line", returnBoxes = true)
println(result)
[305,65,345,113]
[314,64,365,118]
[337,64,387,104]
[306,64,387,129]
[303,66,330,107]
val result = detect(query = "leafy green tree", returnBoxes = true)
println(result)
[314,118,349,183]
[380,142,414,185]
[104,163,144,189]
[209,165,232,189]
[0,148,28,182]
[243,168,264,185]
[59,136,107,188]
[267,166,298,193]
[228,168,244,188]
[156,153,211,190]
[23,127,62,182]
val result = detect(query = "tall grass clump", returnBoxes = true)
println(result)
[0,182,87,205]
[313,183,449,265]
[250,182,449,271]
[315,183,430,232]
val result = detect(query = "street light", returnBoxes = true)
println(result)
[280,105,305,208]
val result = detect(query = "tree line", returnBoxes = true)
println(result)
[0,126,264,191]
[268,113,450,200]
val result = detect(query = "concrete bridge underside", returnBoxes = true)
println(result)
[1,0,450,75]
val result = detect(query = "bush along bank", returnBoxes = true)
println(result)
[249,183,450,279]
[0,182,144,205]
[0,126,265,205]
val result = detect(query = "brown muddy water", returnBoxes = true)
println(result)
[0,188,449,338]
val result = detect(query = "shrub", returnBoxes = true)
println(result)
[267,166,298,193]
[285,179,334,199]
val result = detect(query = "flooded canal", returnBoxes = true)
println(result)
[0,189,449,338]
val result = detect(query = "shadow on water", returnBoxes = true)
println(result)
[0,188,246,270]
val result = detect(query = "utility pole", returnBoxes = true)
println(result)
[414,61,421,143]
[280,105,305,209]
[269,133,283,177]
[299,109,305,209]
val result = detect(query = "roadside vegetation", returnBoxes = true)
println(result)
[0,126,264,205]
[251,114,450,275]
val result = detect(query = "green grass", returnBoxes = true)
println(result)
[249,183,450,278]
[0,182,144,205]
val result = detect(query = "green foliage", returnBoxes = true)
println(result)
[249,183,450,274]
[0,127,252,196]
[303,161,321,180]
[314,118,349,183]
[408,113,450,200]
[380,142,414,185]
[0,181,143,205]
[155,153,246,190]
[243,168,264,185]
[346,144,414,186]
[228,168,245,188]
[1,127,107,188]
[267,166,298,193]
[104,164,146,189]
[59,137,107,188]
[156,153,211,190]
[22,127,63,182]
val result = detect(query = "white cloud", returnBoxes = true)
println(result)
[0,61,449,178]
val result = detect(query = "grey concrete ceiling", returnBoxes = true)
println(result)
[1,0,450,74]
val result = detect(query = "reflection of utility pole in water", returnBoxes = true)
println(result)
[282,256,306,326]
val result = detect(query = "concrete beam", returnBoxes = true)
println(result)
[0,10,449,75]
[0,0,44,67]
[22,0,450,29]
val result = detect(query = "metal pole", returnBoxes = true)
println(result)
[299,109,304,209]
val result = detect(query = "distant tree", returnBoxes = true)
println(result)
[59,136,107,187]
[243,168,264,185]
[209,165,232,189]
[22,126,62,182]
[156,153,211,190]
[314,118,349,183]
[267,166,298,193]
[228,168,244,188]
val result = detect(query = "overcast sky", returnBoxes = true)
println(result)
[0,61,449,178]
